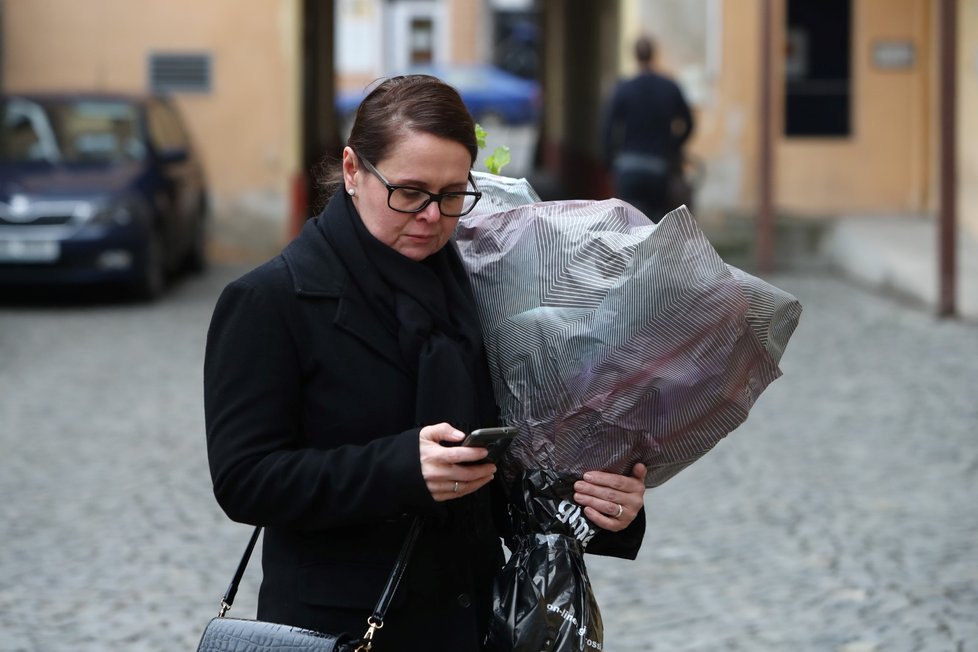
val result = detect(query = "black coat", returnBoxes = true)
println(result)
[602,70,694,166]
[204,214,645,650]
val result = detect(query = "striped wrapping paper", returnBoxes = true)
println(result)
[455,173,802,489]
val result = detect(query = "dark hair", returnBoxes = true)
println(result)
[635,35,656,64]
[319,75,477,200]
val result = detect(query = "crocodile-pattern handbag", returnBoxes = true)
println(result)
[196,518,423,652]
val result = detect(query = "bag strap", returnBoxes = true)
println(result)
[218,525,262,617]
[361,515,424,648]
[217,517,425,650]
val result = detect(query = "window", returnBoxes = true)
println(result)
[149,53,212,94]
[1,98,144,164]
[409,18,434,65]
[147,101,189,152]
[784,0,852,137]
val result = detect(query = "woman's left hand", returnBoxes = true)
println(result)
[573,463,647,532]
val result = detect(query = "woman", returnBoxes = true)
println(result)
[204,74,648,650]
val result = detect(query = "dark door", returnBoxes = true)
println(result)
[784,0,853,137]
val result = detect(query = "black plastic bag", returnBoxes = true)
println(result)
[486,468,604,652]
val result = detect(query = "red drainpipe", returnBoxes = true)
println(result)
[289,171,309,240]
[938,0,957,317]
[757,0,775,273]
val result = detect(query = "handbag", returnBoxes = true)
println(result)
[196,517,423,652]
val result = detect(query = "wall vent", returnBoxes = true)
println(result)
[149,53,212,93]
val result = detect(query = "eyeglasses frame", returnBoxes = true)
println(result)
[355,152,483,217]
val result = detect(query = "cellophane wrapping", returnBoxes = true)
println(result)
[455,173,802,651]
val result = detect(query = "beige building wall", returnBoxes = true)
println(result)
[690,0,764,216]
[6,0,974,244]
[2,0,303,255]
[777,0,932,216]
[618,0,978,236]
[448,0,485,63]
[716,0,934,218]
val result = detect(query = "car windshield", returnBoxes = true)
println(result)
[0,97,145,164]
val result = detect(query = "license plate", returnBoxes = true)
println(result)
[0,239,61,263]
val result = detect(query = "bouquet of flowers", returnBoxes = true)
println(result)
[454,173,802,651]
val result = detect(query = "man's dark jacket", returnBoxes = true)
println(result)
[602,69,694,166]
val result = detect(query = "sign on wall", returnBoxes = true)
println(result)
[872,40,916,70]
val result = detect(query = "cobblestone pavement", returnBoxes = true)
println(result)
[1,265,976,652]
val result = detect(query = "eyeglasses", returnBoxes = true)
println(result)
[356,153,482,217]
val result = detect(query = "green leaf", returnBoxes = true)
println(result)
[485,146,511,176]
[474,124,510,175]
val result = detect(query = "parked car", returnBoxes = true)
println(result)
[337,63,541,131]
[0,92,208,299]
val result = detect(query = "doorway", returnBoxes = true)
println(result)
[784,0,852,137]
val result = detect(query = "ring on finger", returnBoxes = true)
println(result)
[453,481,460,493]
[614,503,623,518]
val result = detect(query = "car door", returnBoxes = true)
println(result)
[145,99,202,266]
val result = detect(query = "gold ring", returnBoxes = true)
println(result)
[615,503,623,518]
[453,481,459,493]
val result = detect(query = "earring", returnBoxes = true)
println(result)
[347,187,356,196]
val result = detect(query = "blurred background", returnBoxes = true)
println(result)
[2,2,977,651]
[2,0,975,285]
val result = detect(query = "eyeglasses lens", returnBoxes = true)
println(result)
[389,188,478,217]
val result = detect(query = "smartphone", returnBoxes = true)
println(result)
[459,426,517,465]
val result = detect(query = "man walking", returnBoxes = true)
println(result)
[602,35,694,222]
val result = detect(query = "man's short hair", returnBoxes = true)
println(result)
[635,35,656,64]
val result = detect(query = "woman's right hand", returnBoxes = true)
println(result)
[419,423,497,502]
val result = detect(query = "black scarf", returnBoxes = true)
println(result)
[318,192,498,435]
[318,193,502,643]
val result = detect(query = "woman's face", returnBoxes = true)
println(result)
[342,131,472,262]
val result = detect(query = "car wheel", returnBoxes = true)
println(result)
[132,230,165,301]
[184,209,207,274]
